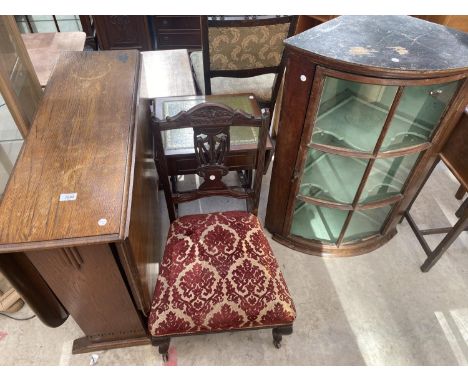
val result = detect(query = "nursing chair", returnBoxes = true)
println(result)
[148,101,296,361]
[190,16,297,111]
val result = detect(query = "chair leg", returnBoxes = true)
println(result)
[272,325,293,349]
[151,337,171,362]
[237,170,252,189]
[170,176,178,193]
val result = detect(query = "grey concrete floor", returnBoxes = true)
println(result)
[1,161,468,365]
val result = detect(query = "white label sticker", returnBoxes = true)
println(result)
[98,218,108,226]
[59,193,77,202]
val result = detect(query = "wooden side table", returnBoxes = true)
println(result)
[140,49,196,99]
[405,107,468,271]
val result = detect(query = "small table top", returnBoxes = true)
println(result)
[22,32,86,87]
[140,49,196,99]
[154,94,272,155]
[0,51,140,252]
[285,15,468,77]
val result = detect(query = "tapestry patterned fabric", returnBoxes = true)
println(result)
[208,23,290,70]
[148,211,296,337]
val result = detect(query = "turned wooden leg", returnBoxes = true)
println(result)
[151,337,171,362]
[272,325,293,349]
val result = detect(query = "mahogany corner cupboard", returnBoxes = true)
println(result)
[266,15,468,256]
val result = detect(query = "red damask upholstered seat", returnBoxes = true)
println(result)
[148,211,296,338]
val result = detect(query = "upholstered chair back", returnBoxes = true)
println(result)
[208,23,291,71]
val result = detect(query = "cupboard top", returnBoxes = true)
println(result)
[285,15,468,78]
[0,51,140,251]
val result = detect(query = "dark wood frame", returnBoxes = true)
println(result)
[200,15,298,111]
[152,16,202,51]
[152,99,269,222]
[79,16,97,50]
[265,46,468,257]
[93,16,152,51]
[152,94,274,176]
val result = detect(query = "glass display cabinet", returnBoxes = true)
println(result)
[266,15,468,256]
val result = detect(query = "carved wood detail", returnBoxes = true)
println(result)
[109,16,131,28]
[61,247,84,270]
[153,98,269,221]
[194,126,230,190]
[155,103,262,193]
[160,102,255,128]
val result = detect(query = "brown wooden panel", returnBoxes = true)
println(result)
[441,107,468,191]
[94,16,152,51]
[265,51,315,234]
[118,95,158,314]
[153,16,201,30]
[153,16,201,50]
[0,51,140,248]
[157,31,201,48]
[26,244,146,341]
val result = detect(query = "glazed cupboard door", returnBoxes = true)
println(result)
[285,66,464,252]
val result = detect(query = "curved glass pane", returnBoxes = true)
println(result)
[359,152,421,204]
[381,80,460,151]
[311,76,398,152]
[342,204,394,243]
[299,149,368,204]
[291,200,348,244]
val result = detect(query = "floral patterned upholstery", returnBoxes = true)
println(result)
[148,211,296,337]
[208,24,290,70]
